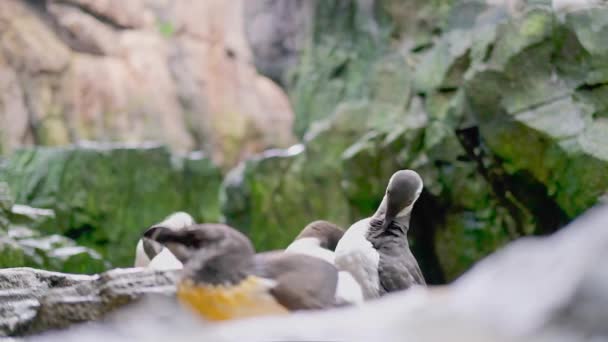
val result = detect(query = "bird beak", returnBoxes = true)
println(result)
[143,226,162,240]
[142,237,164,258]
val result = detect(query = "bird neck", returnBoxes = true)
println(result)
[372,196,412,231]
[184,248,253,286]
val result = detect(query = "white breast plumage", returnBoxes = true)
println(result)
[148,247,183,270]
[134,239,151,267]
[334,218,380,300]
[335,271,364,305]
[285,237,335,264]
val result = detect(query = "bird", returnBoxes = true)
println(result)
[334,169,426,300]
[134,212,194,270]
[285,220,364,305]
[285,220,345,263]
[147,223,341,321]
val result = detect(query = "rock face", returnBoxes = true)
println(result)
[1,143,222,267]
[0,0,295,169]
[243,0,315,86]
[0,267,177,337]
[223,0,608,283]
[18,205,608,341]
[0,182,11,231]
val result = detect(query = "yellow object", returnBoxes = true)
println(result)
[177,276,289,321]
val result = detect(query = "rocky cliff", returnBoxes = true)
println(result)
[0,0,296,169]
[227,0,608,283]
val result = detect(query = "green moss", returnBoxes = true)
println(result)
[2,145,222,267]
[0,224,108,274]
[435,207,513,280]
[288,0,393,138]
[157,21,176,38]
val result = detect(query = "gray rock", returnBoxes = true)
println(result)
[243,0,315,85]
[0,267,177,337]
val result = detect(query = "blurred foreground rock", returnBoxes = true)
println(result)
[0,267,177,337]
[21,205,608,341]
[1,143,222,266]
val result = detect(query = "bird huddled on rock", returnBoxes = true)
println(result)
[286,220,364,305]
[137,169,426,321]
[335,169,426,299]
[146,223,342,321]
[134,211,194,270]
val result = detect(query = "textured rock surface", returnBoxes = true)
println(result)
[243,0,314,86]
[0,267,177,337]
[0,0,295,169]
[1,143,222,267]
[27,205,608,341]
[222,0,608,283]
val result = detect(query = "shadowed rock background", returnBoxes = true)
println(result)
[1,0,608,288]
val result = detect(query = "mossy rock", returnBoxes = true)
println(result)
[465,8,608,218]
[0,182,12,231]
[0,225,108,274]
[2,143,222,267]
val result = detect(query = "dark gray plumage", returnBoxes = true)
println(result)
[370,170,426,293]
[370,219,426,294]
[142,237,163,260]
[368,170,426,295]
[335,169,426,300]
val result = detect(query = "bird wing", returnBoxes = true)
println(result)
[253,253,339,311]
[378,251,426,294]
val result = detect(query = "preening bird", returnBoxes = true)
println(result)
[134,212,194,270]
[147,223,342,321]
[335,169,426,300]
[286,220,364,305]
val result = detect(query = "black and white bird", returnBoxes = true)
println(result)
[334,169,426,300]
[285,220,364,305]
[134,212,194,270]
[147,223,341,321]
